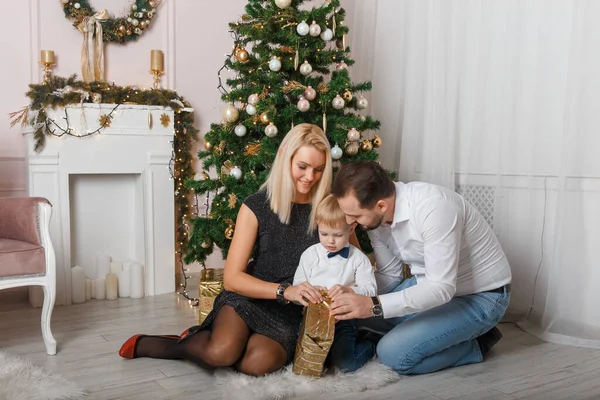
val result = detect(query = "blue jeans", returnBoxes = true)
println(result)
[327,320,376,372]
[358,276,510,375]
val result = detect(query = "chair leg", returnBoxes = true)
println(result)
[41,284,57,355]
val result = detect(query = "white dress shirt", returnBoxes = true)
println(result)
[369,182,512,319]
[293,243,377,296]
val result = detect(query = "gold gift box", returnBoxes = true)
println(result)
[198,268,224,325]
[292,298,336,378]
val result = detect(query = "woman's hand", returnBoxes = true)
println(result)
[328,284,354,301]
[284,281,324,307]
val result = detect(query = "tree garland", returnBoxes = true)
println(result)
[10,74,198,302]
[61,0,160,44]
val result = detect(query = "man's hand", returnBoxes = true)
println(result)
[330,292,374,320]
[328,284,353,300]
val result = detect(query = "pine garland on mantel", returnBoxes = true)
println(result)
[10,74,198,297]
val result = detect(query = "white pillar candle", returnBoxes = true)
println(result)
[71,266,86,304]
[95,254,111,279]
[118,265,131,298]
[105,273,118,300]
[129,262,145,299]
[110,261,123,275]
[85,278,92,301]
[94,277,106,300]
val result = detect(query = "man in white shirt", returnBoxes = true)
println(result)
[293,194,377,372]
[329,161,512,375]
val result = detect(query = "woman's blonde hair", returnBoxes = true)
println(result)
[315,194,348,229]
[261,123,332,232]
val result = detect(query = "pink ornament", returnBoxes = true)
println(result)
[347,128,360,142]
[297,98,310,112]
[304,86,317,101]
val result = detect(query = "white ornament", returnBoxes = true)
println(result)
[265,123,279,138]
[309,22,322,37]
[347,128,360,142]
[127,17,132,22]
[296,20,309,36]
[320,28,333,41]
[248,93,259,105]
[74,2,81,9]
[131,4,138,10]
[269,57,282,72]
[356,96,369,109]
[331,144,343,160]
[61,0,69,3]
[132,19,139,26]
[230,166,242,180]
[332,95,345,110]
[274,0,292,8]
[234,124,247,137]
[222,104,239,123]
[193,173,205,181]
[299,61,313,76]
[246,104,257,115]
[336,62,348,71]
[304,86,317,101]
[297,98,310,112]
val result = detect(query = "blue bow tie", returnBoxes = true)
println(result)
[327,247,349,259]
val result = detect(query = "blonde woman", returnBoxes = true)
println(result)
[119,124,332,376]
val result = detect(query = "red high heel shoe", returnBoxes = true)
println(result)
[179,328,190,340]
[118,334,181,359]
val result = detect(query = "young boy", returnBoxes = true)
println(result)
[293,194,377,372]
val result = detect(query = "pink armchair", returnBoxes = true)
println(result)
[0,197,57,355]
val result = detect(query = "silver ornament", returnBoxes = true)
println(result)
[234,124,247,137]
[299,61,313,76]
[320,28,333,41]
[230,166,242,180]
[356,96,369,109]
[268,57,282,72]
[248,93,259,105]
[265,123,279,138]
[331,144,343,160]
[274,0,292,8]
[309,22,322,37]
[296,20,309,36]
[246,104,257,115]
[332,95,345,110]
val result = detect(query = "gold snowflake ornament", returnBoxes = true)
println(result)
[160,113,171,127]
[228,193,238,209]
[98,114,112,128]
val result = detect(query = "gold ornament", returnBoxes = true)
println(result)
[204,141,213,151]
[126,30,132,36]
[160,113,171,127]
[361,140,373,152]
[214,140,226,156]
[98,114,112,128]
[259,112,270,125]
[245,142,262,156]
[140,21,147,29]
[345,142,359,156]
[225,225,235,240]
[343,89,353,101]
[228,193,238,209]
[372,135,382,148]
[119,25,126,33]
[220,160,234,176]
[201,238,212,249]
[236,48,249,63]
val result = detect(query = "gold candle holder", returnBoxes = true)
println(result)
[150,49,164,89]
[149,69,164,89]
[40,50,56,83]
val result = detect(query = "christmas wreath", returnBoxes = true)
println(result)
[61,0,160,44]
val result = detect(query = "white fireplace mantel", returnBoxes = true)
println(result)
[25,103,176,306]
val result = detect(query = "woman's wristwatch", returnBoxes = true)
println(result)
[276,282,291,304]
[371,296,384,318]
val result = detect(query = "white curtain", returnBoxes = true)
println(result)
[358,0,600,348]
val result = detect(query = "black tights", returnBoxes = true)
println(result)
[134,305,288,376]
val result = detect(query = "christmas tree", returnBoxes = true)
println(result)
[185,0,382,265]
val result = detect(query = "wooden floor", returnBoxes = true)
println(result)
[2,288,600,400]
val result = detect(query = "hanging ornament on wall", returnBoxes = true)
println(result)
[275,0,292,9]
[336,61,348,71]
[259,112,270,125]
[309,21,321,37]
[345,142,359,156]
[222,104,239,123]
[372,135,382,148]
[331,144,343,160]
[304,86,317,101]
[361,140,373,152]
[229,166,242,180]
[332,95,345,110]
[225,225,235,240]
[299,61,313,75]
[347,128,360,142]
[356,96,369,109]
[248,93,259,105]
[343,89,353,101]
[297,97,310,112]
[234,124,247,137]
[265,123,279,138]
[296,20,310,36]
[320,28,333,41]
[268,56,282,72]
[246,104,257,115]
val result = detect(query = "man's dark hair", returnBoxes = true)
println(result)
[332,161,395,209]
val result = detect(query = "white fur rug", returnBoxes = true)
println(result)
[215,360,401,400]
[0,351,85,400]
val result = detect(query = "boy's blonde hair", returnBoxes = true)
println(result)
[315,194,348,229]
[261,123,332,232]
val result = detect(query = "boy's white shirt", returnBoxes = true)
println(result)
[293,243,377,296]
